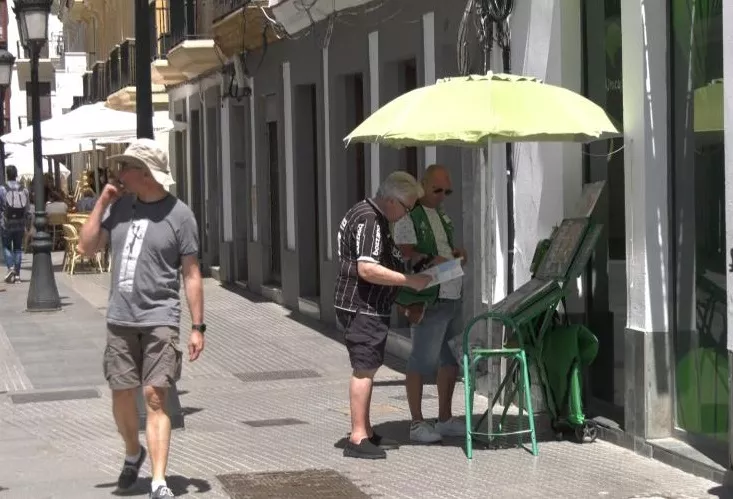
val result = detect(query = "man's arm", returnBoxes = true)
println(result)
[182,253,205,362]
[181,254,203,325]
[78,184,118,255]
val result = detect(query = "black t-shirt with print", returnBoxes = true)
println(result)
[334,199,403,317]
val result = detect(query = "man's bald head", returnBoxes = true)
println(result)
[420,164,453,208]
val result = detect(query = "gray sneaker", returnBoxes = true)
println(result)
[151,485,175,498]
[4,270,14,284]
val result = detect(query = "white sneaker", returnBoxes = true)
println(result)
[435,417,465,437]
[409,420,442,443]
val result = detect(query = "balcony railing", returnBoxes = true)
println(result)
[109,46,121,93]
[82,72,91,103]
[94,61,107,101]
[90,66,98,102]
[213,0,249,22]
[170,0,201,49]
[151,1,175,60]
[120,39,136,88]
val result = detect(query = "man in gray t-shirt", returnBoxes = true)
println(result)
[79,138,204,499]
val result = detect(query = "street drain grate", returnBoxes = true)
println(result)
[233,369,321,383]
[217,469,369,498]
[10,388,100,404]
[243,418,308,428]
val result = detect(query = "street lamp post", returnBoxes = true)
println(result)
[14,0,61,312]
[0,47,16,184]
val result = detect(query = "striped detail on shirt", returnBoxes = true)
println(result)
[334,199,403,316]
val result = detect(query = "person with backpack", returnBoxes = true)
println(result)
[0,165,30,283]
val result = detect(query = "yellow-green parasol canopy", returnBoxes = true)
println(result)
[344,72,621,148]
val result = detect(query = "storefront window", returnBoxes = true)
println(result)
[670,0,727,444]
[582,0,626,418]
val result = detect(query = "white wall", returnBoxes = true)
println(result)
[8,15,85,133]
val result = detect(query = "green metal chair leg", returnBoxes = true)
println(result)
[463,353,473,459]
[519,350,538,456]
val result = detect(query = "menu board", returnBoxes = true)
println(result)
[492,279,558,316]
[571,181,606,218]
[535,218,590,280]
[567,224,603,281]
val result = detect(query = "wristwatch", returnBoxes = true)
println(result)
[192,324,207,334]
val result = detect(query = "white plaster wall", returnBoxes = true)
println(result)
[492,0,583,297]
[620,0,670,333]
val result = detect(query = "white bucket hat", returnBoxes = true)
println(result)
[107,138,175,188]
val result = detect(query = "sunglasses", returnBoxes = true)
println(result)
[433,188,453,196]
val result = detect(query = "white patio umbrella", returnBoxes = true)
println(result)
[41,108,185,142]
[0,103,106,145]
[5,147,70,181]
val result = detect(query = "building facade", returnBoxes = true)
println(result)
[5,1,86,139]
[65,0,732,481]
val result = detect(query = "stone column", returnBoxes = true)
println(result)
[620,0,672,440]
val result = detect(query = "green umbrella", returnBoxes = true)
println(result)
[344,72,621,148]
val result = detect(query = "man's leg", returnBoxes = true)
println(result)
[141,326,182,495]
[2,232,15,281]
[144,385,171,483]
[11,231,23,278]
[433,302,465,437]
[342,312,390,459]
[113,388,142,455]
[349,368,377,443]
[405,303,449,443]
[104,325,147,490]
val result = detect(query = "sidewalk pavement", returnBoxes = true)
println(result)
[0,254,726,498]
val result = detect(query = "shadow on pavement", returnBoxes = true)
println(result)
[95,475,212,496]
[709,485,733,499]
[333,414,561,457]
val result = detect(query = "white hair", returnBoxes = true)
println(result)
[376,171,424,203]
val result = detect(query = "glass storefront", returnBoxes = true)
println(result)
[670,0,728,444]
[582,0,626,420]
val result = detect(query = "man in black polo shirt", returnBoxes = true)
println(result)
[335,171,431,459]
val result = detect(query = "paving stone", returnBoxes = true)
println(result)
[0,254,723,498]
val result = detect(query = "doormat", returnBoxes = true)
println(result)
[216,469,370,498]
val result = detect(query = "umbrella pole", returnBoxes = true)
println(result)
[92,139,100,194]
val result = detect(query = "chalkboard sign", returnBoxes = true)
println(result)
[492,279,559,316]
[572,181,606,218]
[535,218,590,280]
[567,223,603,281]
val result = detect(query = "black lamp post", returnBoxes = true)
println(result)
[0,47,16,184]
[15,0,61,312]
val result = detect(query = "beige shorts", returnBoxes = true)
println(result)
[103,324,183,390]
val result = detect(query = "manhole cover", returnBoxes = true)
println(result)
[217,469,369,498]
[233,369,321,382]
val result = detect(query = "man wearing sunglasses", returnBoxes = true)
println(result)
[393,164,467,444]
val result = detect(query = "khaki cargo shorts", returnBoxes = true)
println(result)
[103,324,183,390]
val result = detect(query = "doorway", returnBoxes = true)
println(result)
[230,104,248,283]
[205,104,221,269]
[398,58,419,177]
[189,109,205,260]
[582,0,625,422]
[294,84,321,300]
[266,120,282,285]
[343,73,366,207]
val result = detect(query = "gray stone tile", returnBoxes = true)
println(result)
[0,256,722,498]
